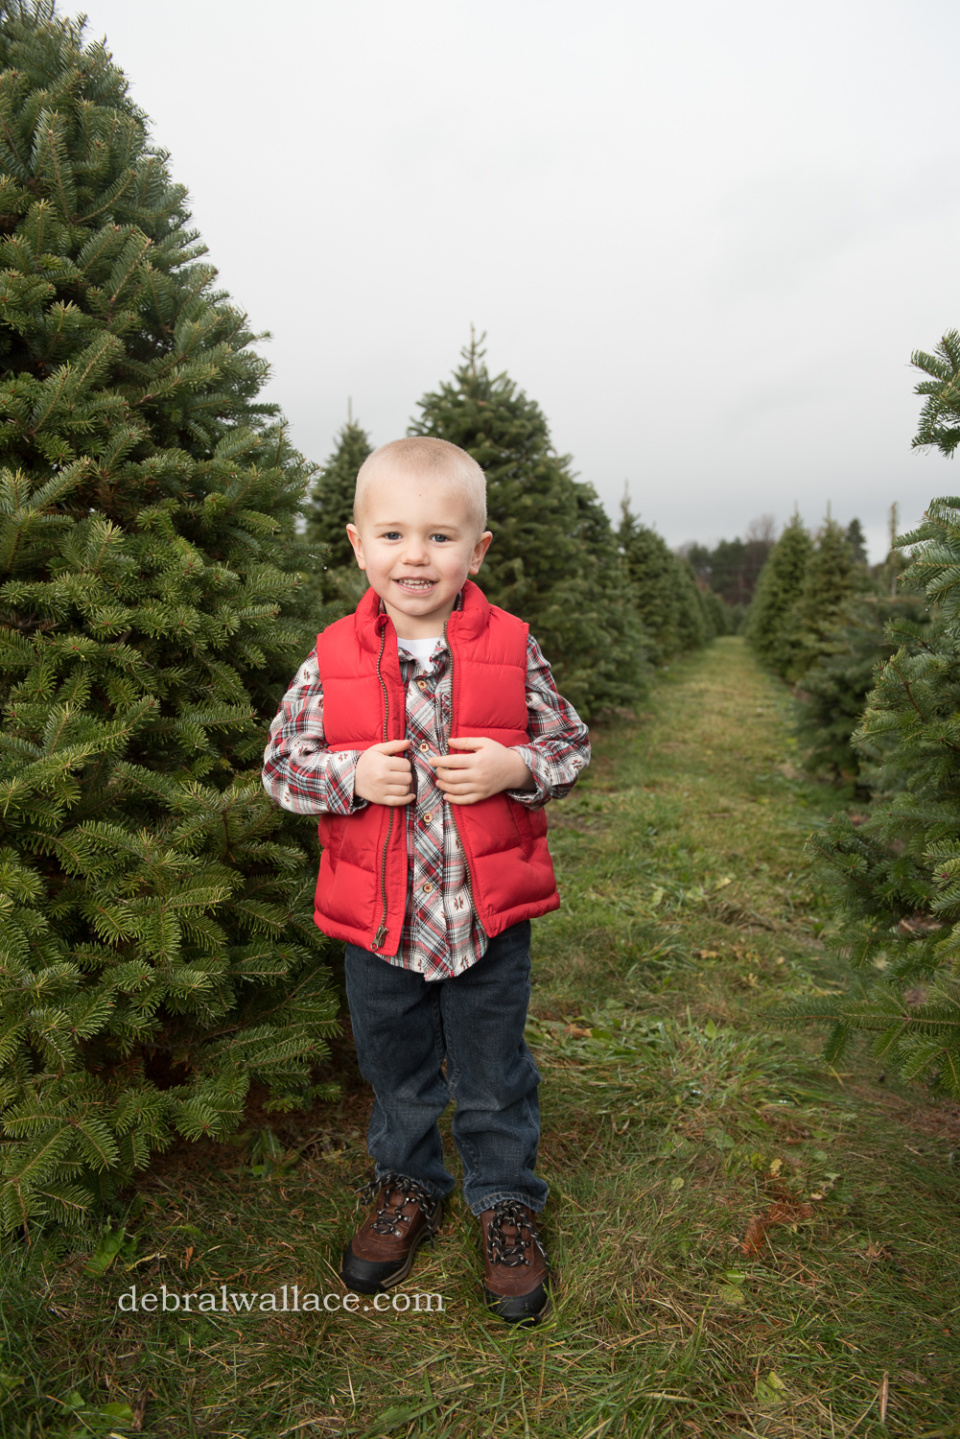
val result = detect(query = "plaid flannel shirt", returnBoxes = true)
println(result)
[262,620,590,980]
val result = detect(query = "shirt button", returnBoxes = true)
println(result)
[417,679,427,690]
[419,742,430,753]
[422,881,434,894]
[423,812,433,823]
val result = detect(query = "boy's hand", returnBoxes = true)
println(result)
[428,737,534,805]
[354,740,415,806]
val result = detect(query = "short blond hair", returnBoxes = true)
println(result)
[354,438,487,533]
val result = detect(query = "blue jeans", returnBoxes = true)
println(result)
[344,921,548,1216]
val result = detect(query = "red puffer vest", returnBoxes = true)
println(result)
[313,580,560,956]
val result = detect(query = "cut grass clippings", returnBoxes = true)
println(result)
[2,636,959,1438]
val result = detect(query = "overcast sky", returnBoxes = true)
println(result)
[64,0,960,562]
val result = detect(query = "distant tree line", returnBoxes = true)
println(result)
[683,516,867,625]
[684,522,776,613]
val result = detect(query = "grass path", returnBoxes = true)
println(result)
[3,637,960,1438]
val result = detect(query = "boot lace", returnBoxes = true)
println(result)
[358,1173,437,1237]
[486,1201,546,1268]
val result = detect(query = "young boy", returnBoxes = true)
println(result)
[262,437,590,1323]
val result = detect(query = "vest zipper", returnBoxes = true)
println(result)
[373,624,392,951]
[444,619,478,919]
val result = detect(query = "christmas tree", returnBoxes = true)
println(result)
[0,2,336,1231]
[618,500,712,663]
[788,517,868,681]
[702,587,732,637]
[846,517,868,564]
[675,556,712,650]
[911,330,960,456]
[749,513,876,778]
[792,592,926,783]
[305,415,372,608]
[410,336,648,719]
[746,514,813,677]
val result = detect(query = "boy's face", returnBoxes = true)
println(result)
[346,466,493,638]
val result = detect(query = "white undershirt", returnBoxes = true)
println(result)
[397,635,441,664]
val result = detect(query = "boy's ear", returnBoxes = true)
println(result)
[469,530,494,574]
[346,523,366,570]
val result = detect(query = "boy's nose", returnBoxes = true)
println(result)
[401,535,428,563]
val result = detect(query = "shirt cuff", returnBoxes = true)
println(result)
[325,750,369,815]
[507,745,549,808]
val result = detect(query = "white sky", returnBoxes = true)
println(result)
[64,0,960,563]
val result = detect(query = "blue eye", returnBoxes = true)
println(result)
[431,533,452,543]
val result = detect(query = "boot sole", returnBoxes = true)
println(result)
[483,1280,552,1325]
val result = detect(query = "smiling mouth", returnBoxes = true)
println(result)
[395,578,437,591]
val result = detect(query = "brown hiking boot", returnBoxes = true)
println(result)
[340,1174,443,1294]
[480,1201,551,1324]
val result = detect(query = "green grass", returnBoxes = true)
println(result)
[3,637,959,1438]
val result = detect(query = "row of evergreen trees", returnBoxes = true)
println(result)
[756,332,960,1098]
[746,512,916,781]
[307,337,729,720]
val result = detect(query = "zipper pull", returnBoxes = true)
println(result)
[374,924,387,950]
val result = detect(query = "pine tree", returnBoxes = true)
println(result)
[793,592,927,783]
[305,417,372,607]
[787,517,867,681]
[617,503,680,664]
[746,515,813,678]
[702,587,731,638]
[846,517,868,564]
[0,3,336,1232]
[617,501,712,663]
[911,331,960,456]
[409,336,648,719]
[753,516,874,777]
[675,558,711,650]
